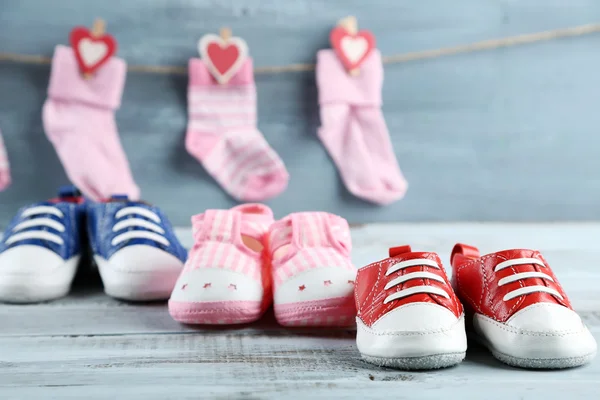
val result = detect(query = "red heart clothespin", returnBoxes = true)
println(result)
[198,27,249,84]
[69,18,117,79]
[330,16,376,76]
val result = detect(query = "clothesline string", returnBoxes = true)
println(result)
[0,23,599,75]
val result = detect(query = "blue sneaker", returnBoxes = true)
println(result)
[87,195,187,301]
[0,186,85,303]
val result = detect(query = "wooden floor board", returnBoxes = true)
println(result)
[1,331,599,399]
[1,224,599,399]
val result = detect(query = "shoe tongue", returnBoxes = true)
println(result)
[389,245,412,257]
[57,185,81,199]
[106,195,150,206]
[47,185,82,204]
[491,248,538,260]
[110,195,129,201]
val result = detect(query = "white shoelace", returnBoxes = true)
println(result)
[495,257,562,301]
[4,206,65,245]
[383,258,450,304]
[111,207,170,247]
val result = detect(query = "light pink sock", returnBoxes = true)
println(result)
[42,45,140,201]
[186,58,289,201]
[316,49,408,205]
[0,128,11,191]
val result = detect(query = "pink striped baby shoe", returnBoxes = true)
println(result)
[168,204,273,324]
[269,212,357,327]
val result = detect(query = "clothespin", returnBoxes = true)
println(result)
[330,15,376,76]
[198,26,249,84]
[83,19,106,79]
[337,16,360,76]
[69,18,118,80]
[220,26,232,42]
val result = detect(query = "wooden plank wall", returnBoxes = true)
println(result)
[1,0,600,226]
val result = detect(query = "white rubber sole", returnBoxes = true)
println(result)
[94,255,182,301]
[0,255,80,304]
[361,352,466,370]
[473,313,597,369]
[356,314,468,370]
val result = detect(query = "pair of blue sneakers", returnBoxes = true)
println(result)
[0,186,187,303]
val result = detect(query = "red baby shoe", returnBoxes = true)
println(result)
[354,245,467,370]
[451,243,597,369]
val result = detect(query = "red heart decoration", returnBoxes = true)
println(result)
[207,43,240,75]
[198,34,249,84]
[69,26,117,75]
[330,26,376,71]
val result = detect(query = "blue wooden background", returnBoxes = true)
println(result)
[1,0,600,226]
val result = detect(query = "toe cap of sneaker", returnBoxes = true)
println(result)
[371,302,461,332]
[274,266,356,304]
[0,245,65,275]
[169,268,263,303]
[508,303,587,333]
[103,245,184,274]
[507,303,597,356]
[357,303,467,359]
[97,245,184,300]
[475,304,597,363]
[0,246,79,303]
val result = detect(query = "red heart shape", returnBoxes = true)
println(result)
[69,26,117,75]
[199,34,248,84]
[330,26,376,71]
[206,43,241,75]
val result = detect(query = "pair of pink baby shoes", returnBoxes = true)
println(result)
[168,204,357,326]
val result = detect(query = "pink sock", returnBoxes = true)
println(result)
[316,49,408,205]
[186,58,289,202]
[42,45,140,201]
[0,128,11,191]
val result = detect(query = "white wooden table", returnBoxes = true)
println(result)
[1,224,599,399]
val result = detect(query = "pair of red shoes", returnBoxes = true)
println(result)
[355,244,597,370]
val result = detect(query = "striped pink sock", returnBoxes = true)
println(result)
[185,58,289,201]
[0,128,11,191]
